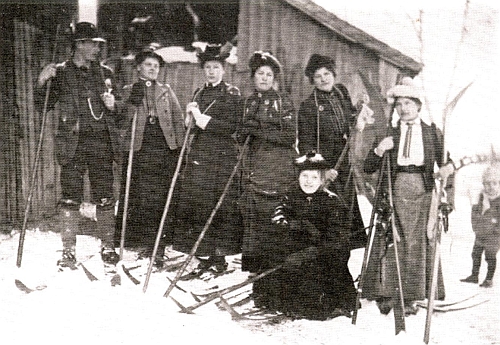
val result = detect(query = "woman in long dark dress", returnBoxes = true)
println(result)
[173,44,243,274]
[298,54,366,250]
[237,51,297,273]
[116,48,185,262]
[252,152,356,320]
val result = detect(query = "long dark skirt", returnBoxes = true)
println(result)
[253,256,356,320]
[362,172,445,302]
[115,123,179,253]
[239,188,289,272]
[173,154,243,257]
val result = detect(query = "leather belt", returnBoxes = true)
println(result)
[397,165,425,173]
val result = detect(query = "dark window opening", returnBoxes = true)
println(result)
[98,1,239,56]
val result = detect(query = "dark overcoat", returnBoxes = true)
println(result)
[298,85,366,249]
[37,60,123,165]
[173,82,244,256]
[238,89,297,272]
[252,185,356,319]
[472,194,500,252]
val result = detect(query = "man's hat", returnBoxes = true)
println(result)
[72,22,106,42]
[386,77,423,104]
[197,44,230,66]
[294,151,330,172]
[305,54,336,79]
[249,51,281,77]
[135,44,165,67]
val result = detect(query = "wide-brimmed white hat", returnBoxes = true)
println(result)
[386,77,423,104]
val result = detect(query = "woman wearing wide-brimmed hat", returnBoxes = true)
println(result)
[237,51,297,273]
[362,77,455,315]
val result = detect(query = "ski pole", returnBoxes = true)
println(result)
[386,153,406,335]
[142,117,194,292]
[119,108,138,260]
[352,154,387,324]
[163,136,251,299]
[16,24,61,267]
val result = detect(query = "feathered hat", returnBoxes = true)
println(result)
[135,44,165,67]
[386,77,423,104]
[248,51,281,77]
[197,44,230,67]
[304,54,336,79]
[294,151,330,172]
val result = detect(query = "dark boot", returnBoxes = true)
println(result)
[460,275,479,284]
[376,297,393,315]
[461,246,482,283]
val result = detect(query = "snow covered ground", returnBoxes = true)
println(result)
[0,165,498,345]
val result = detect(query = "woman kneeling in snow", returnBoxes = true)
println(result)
[251,152,356,320]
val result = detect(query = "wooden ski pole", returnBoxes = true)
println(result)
[352,154,387,325]
[119,108,138,260]
[386,153,406,335]
[163,136,251,298]
[16,24,61,267]
[142,118,194,292]
[424,181,443,344]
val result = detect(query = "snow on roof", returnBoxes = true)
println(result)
[124,43,238,65]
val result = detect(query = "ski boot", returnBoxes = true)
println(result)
[57,248,78,270]
[101,247,120,265]
[460,275,479,284]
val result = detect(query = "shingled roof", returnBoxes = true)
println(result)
[283,0,423,74]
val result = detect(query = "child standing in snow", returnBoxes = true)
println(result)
[251,152,356,320]
[461,162,500,288]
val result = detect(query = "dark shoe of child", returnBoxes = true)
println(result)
[376,297,393,315]
[101,247,119,265]
[57,249,77,269]
[479,279,493,288]
[460,275,479,284]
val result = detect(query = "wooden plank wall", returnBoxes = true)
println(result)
[3,1,410,225]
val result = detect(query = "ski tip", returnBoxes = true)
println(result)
[170,296,194,314]
[15,279,34,294]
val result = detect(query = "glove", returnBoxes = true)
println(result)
[375,136,394,156]
[435,163,455,180]
[128,82,145,107]
[186,102,199,114]
[190,107,211,129]
[325,169,338,182]
[285,247,318,269]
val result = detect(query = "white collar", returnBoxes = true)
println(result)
[206,80,222,88]
[401,117,421,126]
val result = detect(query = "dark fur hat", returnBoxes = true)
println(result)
[249,51,281,77]
[305,54,336,80]
[135,45,165,67]
[294,151,330,171]
[72,22,105,42]
[197,44,230,67]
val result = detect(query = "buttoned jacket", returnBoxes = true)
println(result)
[121,81,185,152]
